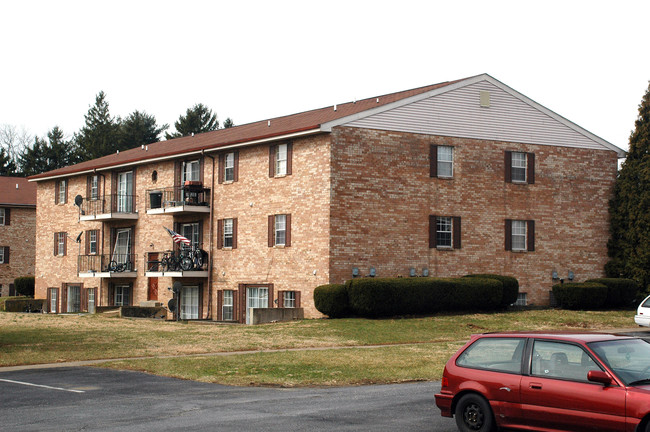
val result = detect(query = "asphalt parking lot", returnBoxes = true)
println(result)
[0,367,456,431]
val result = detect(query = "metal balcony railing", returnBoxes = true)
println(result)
[78,253,137,274]
[145,185,210,211]
[81,194,137,216]
[145,249,208,273]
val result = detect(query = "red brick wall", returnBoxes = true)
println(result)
[329,127,618,305]
[0,207,35,296]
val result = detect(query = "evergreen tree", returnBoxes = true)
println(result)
[18,126,76,176]
[607,81,650,291]
[74,91,122,161]
[120,110,168,147]
[165,103,219,139]
[18,136,48,176]
[0,147,18,176]
[222,117,235,129]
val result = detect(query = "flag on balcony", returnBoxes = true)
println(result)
[164,226,191,246]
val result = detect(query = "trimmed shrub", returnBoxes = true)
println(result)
[464,274,519,308]
[552,282,608,310]
[314,284,351,318]
[3,298,46,312]
[585,278,639,308]
[120,306,167,319]
[14,276,35,297]
[452,277,503,311]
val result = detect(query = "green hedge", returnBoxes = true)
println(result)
[14,276,35,297]
[464,274,519,308]
[3,298,46,313]
[313,284,351,318]
[120,306,167,319]
[585,278,639,307]
[315,277,503,318]
[552,282,608,310]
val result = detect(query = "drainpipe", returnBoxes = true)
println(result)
[204,150,216,320]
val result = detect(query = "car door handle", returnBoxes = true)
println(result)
[529,382,542,390]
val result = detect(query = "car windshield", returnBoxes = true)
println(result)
[588,338,650,386]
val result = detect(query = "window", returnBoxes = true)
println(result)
[456,337,526,373]
[0,247,6,264]
[67,285,81,313]
[223,219,233,248]
[0,208,6,225]
[48,288,58,313]
[283,291,296,308]
[531,340,601,382]
[183,160,200,183]
[181,285,200,320]
[116,171,134,213]
[269,214,291,247]
[55,232,67,256]
[112,228,132,268]
[505,219,535,252]
[223,290,234,321]
[269,143,292,177]
[217,218,237,249]
[505,151,535,184]
[88,230,98,254]
[114,285,130,306]
[437,146,454,177]
[89,175,99,200]
[429,216,461,249]
[275,214,286,245]
[55,180,67,204]
[224,153,235,182]
[180,222,200,250]
[514,293,527,307]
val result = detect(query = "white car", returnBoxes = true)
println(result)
[634,294,650,327]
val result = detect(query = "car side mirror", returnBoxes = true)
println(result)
[588,370,612,386]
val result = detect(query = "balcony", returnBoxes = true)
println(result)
[79,194,139,221]
[144,250,209,278]
[77,254,137,278]
[146,184,210,215]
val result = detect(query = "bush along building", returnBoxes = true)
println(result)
[0,177,37,297]
[28,74,625,322]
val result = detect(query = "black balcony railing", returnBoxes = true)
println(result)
[146,185,210,211]
[78,254,136,273]
[81,194,137,216]
[146,249,208,273]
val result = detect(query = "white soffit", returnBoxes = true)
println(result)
[322,74,626,158]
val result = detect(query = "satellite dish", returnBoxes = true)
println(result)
[75,232,83,243]
[74,195,83,206]
[172,281,183,294]
[167,299,176,312]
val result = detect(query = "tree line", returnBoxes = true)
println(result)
[0,91,233,177]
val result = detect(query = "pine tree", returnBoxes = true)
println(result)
[222,117,235,129]
[18,126,76,176]
[74,91,122,161]
[0,147,18,176]
[165,103,219,139]
[607,81,650,291]
[120,110,168,147]
[18,136,48,176]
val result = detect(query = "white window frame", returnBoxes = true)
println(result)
[276,144,287,176]
[0,247,4,264]
[89,231,97,254]
[117,171,133,213]
[90,175,99,200]
[58,232,66,256]
[436,216,453,248]
[224,153,235,182]
[511,152,527,182]
[112,228,131,264]
[223,219,233,248]
[49,288,58,313]
[181,285,199,320]
[58,180,67,204]
[283,291,296,308]
[223,290,234,321]
[181,222,200,250]
[114,284,130,306]
[67,285,81,313]
[511,220,527,251]
[183,160,200,183]
[437,146,454,178]
[514,293,527,307]
[275,214,286,246]
[0,208,5,225]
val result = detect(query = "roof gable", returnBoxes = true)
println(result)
[0,176,37,206]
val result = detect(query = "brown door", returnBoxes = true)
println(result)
[148,278,158,301]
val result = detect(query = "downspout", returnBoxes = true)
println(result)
[204,150,216,320]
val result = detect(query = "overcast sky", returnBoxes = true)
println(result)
[1,0,648,153]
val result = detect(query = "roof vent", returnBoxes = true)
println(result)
[191,132,195,137]
[116,150,119,154]
[268,120,271,127]
[480,91,490,108]
[16,183,19,189]
[376,98,379,103]
[145,145,148,151]
[334,104,337,111]
[141,145,144,150]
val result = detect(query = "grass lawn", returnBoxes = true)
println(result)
[0,309,635,386]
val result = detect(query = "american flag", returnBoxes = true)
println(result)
[164,226,191,246]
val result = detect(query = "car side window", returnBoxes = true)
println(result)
[456,338,525,373]
[531,340,602,382]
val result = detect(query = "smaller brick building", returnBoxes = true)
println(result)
[0,176,37,296]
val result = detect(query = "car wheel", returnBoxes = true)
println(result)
[455,394,495,432]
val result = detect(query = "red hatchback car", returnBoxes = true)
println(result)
[435,332,650,432]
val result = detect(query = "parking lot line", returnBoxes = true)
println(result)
[0,378,85,393]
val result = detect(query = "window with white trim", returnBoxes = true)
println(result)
[511,152,527,182]
[57,232,66,256]
[511,220,527,251]
[90,175,99,200]
[275,214,286,246]
[436,217,453,248]
[223,290,234,321]
[437,146,453,178]
[283,291,296,308]
[58,180,67,204]
[223,219,233,248]
[0,208,5,225]
[224,153,235,182]
[181,222,200,250]
[276,144,288,176]
[0,247,4,263]
[114,285,130,306]
[183,160,200,183]
[89,230,98,254]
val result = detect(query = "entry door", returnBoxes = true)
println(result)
[67,285,81,313]
[87,288,96,314]
[112,229,131,266]
[181,286,199,320]
[117,171,133,213]
[246,287,269,325]
[49,288,58,313]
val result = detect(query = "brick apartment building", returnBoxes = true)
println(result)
[28,74,625,322]
[0,176,37,297]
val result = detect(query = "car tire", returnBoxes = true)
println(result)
[455,393,495,432]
